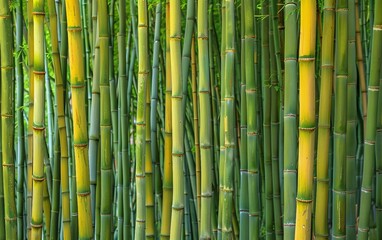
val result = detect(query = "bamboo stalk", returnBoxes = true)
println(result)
[294,0,316,238]
[65,0,93,236]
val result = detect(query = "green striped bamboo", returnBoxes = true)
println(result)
[30,0,46,236]
[98,0,112,237]
[294,0,316,238]
[314,0,335,239]
[197,0,213,238]
[135,0,149,238]
[358,1,382,238]
[332,0,348,238]
[65,0,93,236]
[0,0,16,237]
[161,1,173,238]
[169,0,184,238]
[283,0,298,238]
[346,0,357,238]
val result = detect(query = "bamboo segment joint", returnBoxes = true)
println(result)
[32,174,45,182]
[67,26,82,32]
[299,127,315,131]
[373,25,382,30]
[33,70,46,75]
[299,57,315,62]
[32,11,45,15]
[0,14,11,19]
[296,197,312,203]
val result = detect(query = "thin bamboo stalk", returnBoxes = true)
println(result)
[314,0,335,239]
[135,0,149,238]
[358,1,382,238]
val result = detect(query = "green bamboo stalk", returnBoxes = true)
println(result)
[135,0,149,238]
[197,0,213,238]
[283,0,298,238]
[151,4,162,239]
[50,123,60,240]
[89,23,100,236]
[269,3,282,238]
[145,25,155,240]
[243,0,260,238]
[346,0,357,238]
[26,0,34,235]
[314,0,335,239]
[294,0,316,238]
[169,0,184,238]
[0,0,16,237]
[118,0,128,238]
[261,1,274,239]
[218,1,226,239]
[239,1,249,238]
[377,65,382,239]
[30,0,46,236]
[98,0,112,237]
[221,1,235,239]
[161,1,173,238]
[15,0,25,237]
[332,0,348,238]
[358,0,382,238]
[65,0,93,236]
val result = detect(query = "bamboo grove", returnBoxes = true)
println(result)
[1,0,382,239]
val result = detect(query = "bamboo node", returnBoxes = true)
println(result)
[364,140,375,146]
[337,74,348,78]
[247,131,258,136]
[32,124,45,131]
[225,48,236,53]
[32,174,45,182]
[172,206,184,211]
[71,83,85,89]
[368,86,379,91]
[373,25,382,31]
[332,189,346,194]
[284,57,297,61]
[296,197,312,203]
[1,113,13,118]
[77,191,90,197]
[299,57,315,62]
[361,187,372,193]
[284,169,297,173]
[4,216,17,221]
[336,8,348,12]
[32,11,45,15]
[33,70,46,75]
[321,64,334,68]
[314,233,329,238]
[283,223,296,227]
[0,66,13,70]
[74,142,88,149]
[67,26,82,32]
[198,35,208,40]
[2,163,14,167]
[0,14,11,19]
[249,212,260,217]
[299,127,315,131]
[358,227,369,232]
[30,222,43,227]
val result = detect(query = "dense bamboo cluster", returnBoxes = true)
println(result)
[1,0,382,239]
